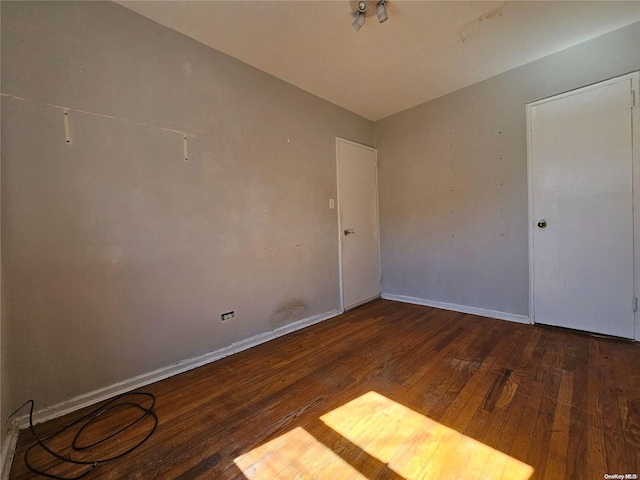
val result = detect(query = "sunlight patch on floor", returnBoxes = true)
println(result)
[234,391,534,479]
[320,391,534,480]
[234,426,367,480]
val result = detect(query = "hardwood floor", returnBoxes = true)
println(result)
[9,299,640,479]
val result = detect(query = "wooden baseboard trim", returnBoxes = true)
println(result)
[381,293,530,324]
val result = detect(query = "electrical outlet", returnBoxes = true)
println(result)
[221,311,235,322]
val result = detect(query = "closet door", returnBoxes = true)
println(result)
[529,73,637,339]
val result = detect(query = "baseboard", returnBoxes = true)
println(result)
[13,308,343,430]
[381,293,530,324]
[1,420,19,480]
[345,293,380,311]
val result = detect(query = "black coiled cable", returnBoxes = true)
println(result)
[11,392,158,479]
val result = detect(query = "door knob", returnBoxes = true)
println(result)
[344,228,355,235]
[537,220,547,228]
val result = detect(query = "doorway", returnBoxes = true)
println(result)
[336,138,381,311]
[527,72,639,339]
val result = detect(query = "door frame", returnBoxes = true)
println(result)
[526,71,640,340]
[335,137,381,312]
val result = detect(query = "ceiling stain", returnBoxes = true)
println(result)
[459,2,510,44]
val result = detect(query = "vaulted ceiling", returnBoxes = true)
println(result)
[118,1,640,121]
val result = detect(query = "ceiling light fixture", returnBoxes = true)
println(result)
[351,0,388,31]
[353,1,366,31]
[377,0,388,23]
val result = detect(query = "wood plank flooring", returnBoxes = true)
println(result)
[9,300,640,479]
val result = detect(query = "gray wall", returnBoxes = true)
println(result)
[376,22,640,316]
[2,0,639,438]
[1,0,373,416]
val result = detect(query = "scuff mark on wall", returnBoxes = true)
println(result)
[182,61,193,78]
[84,246,122,273]
[458,2,510,44]
[270,299,308,328]
[0,93,198,139]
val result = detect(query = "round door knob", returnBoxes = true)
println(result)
[537,220,547,228]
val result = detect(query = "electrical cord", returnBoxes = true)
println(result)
[10,392,158,480]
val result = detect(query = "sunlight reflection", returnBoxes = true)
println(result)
[320,391,534,480]
[234,426,367,480]
[234,391,533,479]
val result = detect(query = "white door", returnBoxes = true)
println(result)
[337,138,381,310]
[528,73,638,339]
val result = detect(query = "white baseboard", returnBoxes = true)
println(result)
[13,308,343,430]
[345,293,380,311]
[381,293,530,324]
[1,420,19,480]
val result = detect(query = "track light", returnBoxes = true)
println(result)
[353,0,367,31]
[351,0,388,31]
[353,10,366,31]
[377,0,388,23]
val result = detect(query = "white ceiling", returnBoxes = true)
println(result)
[118,1,640,121]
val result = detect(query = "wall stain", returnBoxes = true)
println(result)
[270,299,308,328]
